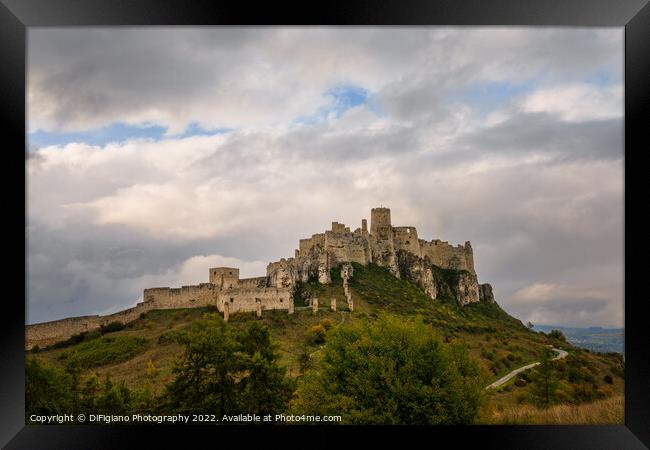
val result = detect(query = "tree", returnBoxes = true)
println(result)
[289,314,483,424]
[530,347,559,407]
[162,313,242,415]
[162,314,292,417]
[25,358,78,418]
[238,322,293,416]
[297,345,313,376]
[526,321,534,329]
[548,329,566,342]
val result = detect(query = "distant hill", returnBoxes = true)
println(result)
[532,325,624,355]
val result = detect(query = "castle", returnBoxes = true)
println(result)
[25,207,495,349]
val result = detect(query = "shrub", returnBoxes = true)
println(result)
[146,359,157,378]
[101,321,126,333]
[514,378,526,387]
[308,324,327,345]
[507,353,516,362]
[289,315,483,424]
[319,318,334,330]
[548,330,567,342]
[30,345,40,354]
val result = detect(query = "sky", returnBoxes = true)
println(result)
[26,27,624,327]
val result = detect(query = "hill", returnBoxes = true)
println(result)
[27,263,624,424]
[532,325,624,355]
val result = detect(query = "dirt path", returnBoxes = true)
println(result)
[485,347,568,390]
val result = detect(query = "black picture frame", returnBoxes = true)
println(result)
[1,1,648,448]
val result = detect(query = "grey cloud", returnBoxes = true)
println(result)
[455,113,623,161]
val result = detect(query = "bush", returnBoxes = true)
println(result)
[101,321,126,333]
[146,359,157,378]
[290,315,483,424]
[514,378,526,387]
[30,345,40,354]
[308,324,327,345]
[319,318,334,330]
[548,329,567,342]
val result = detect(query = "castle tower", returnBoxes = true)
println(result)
[369,207,399,277]
[209,267,239,289]
[370,207,392,238]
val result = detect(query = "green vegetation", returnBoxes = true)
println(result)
[161,314,293,417]
[58,335,148,369]
[290,315,483,424]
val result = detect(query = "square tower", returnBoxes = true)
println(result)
[370,207,392,239]
[209,267,240,289]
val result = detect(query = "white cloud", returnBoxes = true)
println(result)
[520,83,623,122]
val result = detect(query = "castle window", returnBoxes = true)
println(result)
[406,240,410,244]
[229,271,232,275]
[230,298,234,303]
[280,298,283,303]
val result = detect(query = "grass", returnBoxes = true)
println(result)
[479,395,624,424]
[59,335,148,369]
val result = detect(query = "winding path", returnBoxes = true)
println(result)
[484,347,568,390]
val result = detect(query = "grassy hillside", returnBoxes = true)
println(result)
[28,263,624,422]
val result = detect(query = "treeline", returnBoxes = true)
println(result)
[27,314,485,424]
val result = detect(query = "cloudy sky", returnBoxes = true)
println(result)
[27,27,623,327]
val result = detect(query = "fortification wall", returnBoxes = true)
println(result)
[25,300,156,350]
[218,287,292,314]
[144,283,217,309]
[26,315,102,350]
[420,239,475,273]
[101,301,155,326]
[237,276,268,289]
[298,233,325,256]
[324,230,371,266]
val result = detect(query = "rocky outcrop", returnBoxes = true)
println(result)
[397,250,436,300]
[341,263,354,311]
[452,272,481,306]
[479,283,495,303]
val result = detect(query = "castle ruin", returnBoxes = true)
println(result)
[26,207,495,349]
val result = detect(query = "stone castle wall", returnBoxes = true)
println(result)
[420,239,475,273]
[217,287,291,314]
[26,300,156,350]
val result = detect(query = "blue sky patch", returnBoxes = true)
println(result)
[293,84,381,126]
[28,122,231,149]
